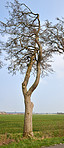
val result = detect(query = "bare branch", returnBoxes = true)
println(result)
[0,1,64,77]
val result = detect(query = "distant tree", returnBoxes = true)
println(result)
[0,0,64,137]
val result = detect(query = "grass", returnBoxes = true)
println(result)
[0,114,64,147]
[0,137,64,148]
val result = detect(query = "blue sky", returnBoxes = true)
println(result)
[0,0,64,113]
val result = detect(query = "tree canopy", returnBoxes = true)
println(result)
[0,0,64,76]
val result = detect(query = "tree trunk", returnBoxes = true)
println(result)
[22,17,42,137]
[22,52,41,137]
[23,95,34,137]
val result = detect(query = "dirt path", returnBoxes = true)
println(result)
[41,143,64,148]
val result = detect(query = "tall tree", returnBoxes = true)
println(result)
[0,0,64,137]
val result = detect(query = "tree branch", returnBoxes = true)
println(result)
[26,14,42,96]
[22,55,35,96]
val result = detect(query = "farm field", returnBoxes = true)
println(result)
[0,114,64,147]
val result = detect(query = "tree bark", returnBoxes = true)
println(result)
[22,42,42,137]
[23,95,34,137]
[22,56,35,137]
[22,58,41,137]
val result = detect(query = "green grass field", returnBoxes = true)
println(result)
[0,114,64,147]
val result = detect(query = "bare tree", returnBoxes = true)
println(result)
[0,0,64,137]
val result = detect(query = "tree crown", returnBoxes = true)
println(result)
[0,0,64,76]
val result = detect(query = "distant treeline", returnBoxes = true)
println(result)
[57,112,64,114]
[0,112,64,115]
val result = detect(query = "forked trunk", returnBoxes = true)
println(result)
[22,22,42,137]
[23,95,34,137]
[22,58,41,137]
